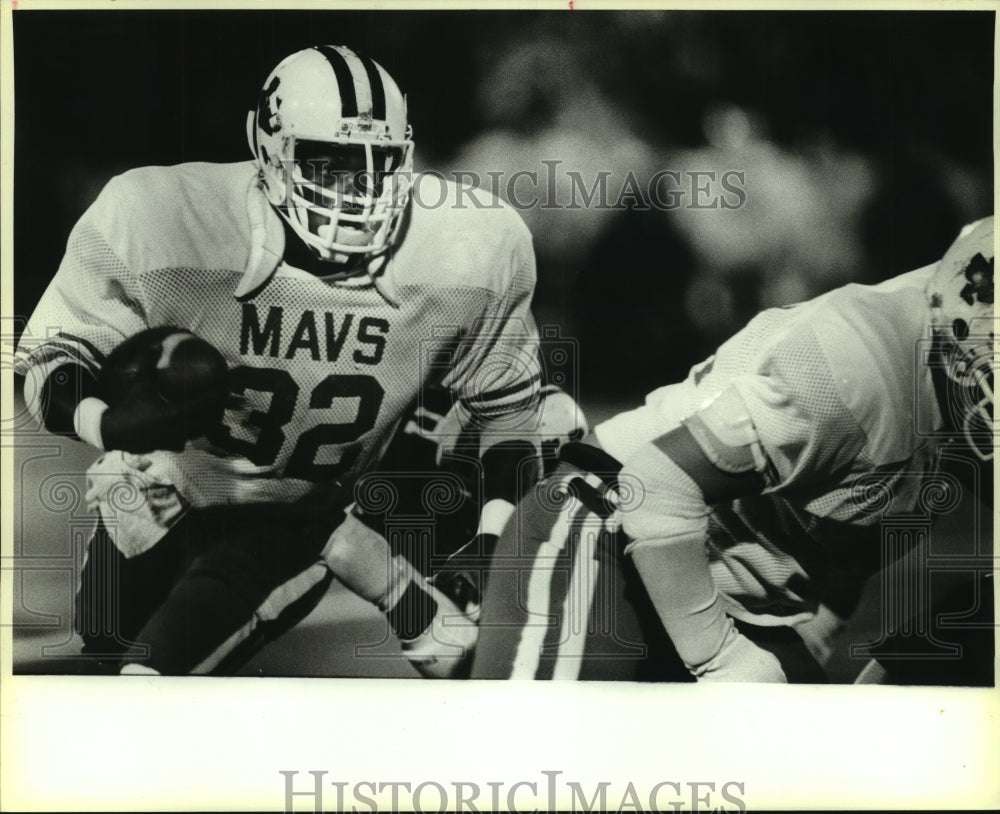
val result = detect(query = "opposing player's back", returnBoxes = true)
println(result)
[597,265,939,486]
[713,265,938,469]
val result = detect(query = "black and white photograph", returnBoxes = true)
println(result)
[2,2,997,811]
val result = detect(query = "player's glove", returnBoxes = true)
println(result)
[94,327,228,454]
[84,451,189,557]
[693,626,788,683]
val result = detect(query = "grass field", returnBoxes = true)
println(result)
[9,392,993,683]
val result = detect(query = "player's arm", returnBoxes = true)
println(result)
[21,346,197,455]
[441,223,545,547]
[21,327,218,455]
[620,387,786,682]
[16,175,146,448]
[17,178,225,455]
[455,338,543,548]
[19,352,102,442]
[16,296,116,449]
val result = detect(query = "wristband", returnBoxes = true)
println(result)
[73,397,109,450]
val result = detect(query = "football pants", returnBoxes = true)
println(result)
[75,503,334,675]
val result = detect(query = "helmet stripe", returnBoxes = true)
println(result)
[339,49,375,118]
[360,57,386,121]
[316,45,359,118]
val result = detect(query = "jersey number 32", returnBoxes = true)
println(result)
[205,365,384,481]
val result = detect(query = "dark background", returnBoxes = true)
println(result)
[12,9,994,403]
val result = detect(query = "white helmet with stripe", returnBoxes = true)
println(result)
[248,46,414,263]
[926,215,995,460]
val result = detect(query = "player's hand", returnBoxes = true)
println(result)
[83,451,189,557]
[96,327,228,453]
[694,629,788,683]
[84,454,189,523]
[433,532,498,608]
[795,603,847,667]
[398,535,495,677]
[100,398,190,453]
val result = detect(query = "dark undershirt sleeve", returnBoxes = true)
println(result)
[38,363,99,438]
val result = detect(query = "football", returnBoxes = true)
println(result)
[97,326,229,432]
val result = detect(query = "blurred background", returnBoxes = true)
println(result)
[12,9,994,404]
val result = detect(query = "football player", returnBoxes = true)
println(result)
[15,46,547,677]
[471,216,994,682]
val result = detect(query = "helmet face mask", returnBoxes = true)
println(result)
[926,217,995,460]
[248,46,414,264]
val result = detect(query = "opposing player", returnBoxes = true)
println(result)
[15,45,546,677]
[471,216,994,682]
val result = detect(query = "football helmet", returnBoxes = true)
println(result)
[926,216,995,460]
[247,46,414,263]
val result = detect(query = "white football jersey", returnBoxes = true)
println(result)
[596,266,943,623]
[17,162,542,517]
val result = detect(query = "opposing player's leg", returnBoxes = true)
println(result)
[472,442,689,681]
[472,438,836,682]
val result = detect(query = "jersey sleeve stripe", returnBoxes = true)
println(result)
[460,390,540,419]
[58,332,107,364]
[14,338,101,377]
[462,372,541,406]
